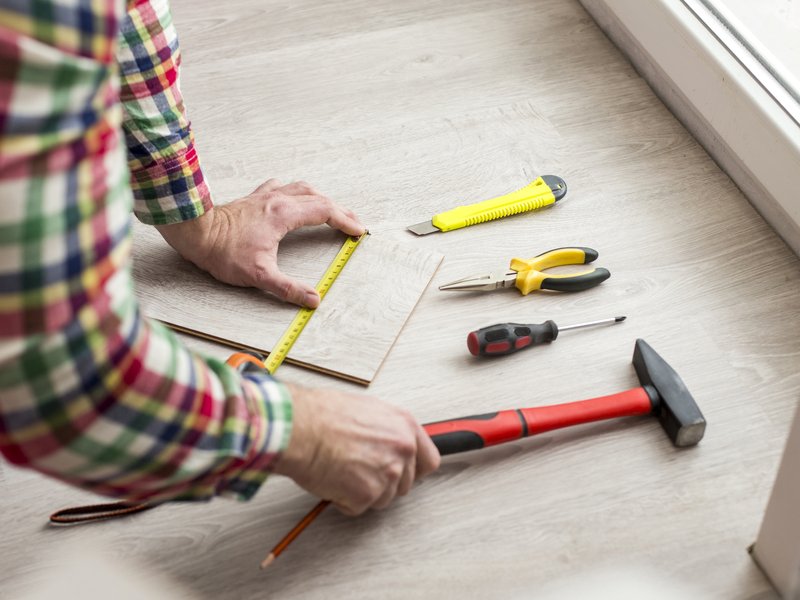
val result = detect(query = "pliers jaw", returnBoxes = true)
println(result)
[438,270,517,292]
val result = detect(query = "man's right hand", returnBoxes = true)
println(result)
[273,385,441,515]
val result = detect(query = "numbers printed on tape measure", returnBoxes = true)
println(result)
[264,234,366,374]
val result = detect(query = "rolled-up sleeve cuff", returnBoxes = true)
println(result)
[130,143,213,226]
[217,375,294,501]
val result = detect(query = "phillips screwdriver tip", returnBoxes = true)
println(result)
[615,316,627,322]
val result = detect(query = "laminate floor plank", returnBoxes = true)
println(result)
[3,0,799,598]
[132,223,442,383]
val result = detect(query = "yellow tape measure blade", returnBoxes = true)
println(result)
[264,233,368,374]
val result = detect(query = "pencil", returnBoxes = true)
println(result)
[261,500,331,569]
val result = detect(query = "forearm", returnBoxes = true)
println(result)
[119,0,212,225]
[0,275,292,502]
[0,0,290,502]
[1,0,438,514]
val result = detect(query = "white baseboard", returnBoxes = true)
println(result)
[579,0,800,258]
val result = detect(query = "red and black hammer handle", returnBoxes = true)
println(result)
[229,351,655,456]
[423,386,655,455]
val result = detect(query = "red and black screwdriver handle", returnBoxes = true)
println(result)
[226,351,656,457]
[467,320,559,356]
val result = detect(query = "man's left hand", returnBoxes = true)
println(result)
[155,179,365,308]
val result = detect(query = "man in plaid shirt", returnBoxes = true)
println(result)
[0,0,439,514]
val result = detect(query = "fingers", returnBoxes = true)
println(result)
[289,196,365,236]
[336,424,433,515]
[252,262,320,308]
[333,467,409,515]
[254,178,282,194]
[332,501,361,517]
[327,205,366,237]
[281,387,440,519]
[372,464,404,510]
[256,180,366,235]
[415,424,441,478]
[278,181,319,196]
[258,179,365,236]
[396,454,416,497]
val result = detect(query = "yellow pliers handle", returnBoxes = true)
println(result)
[510,247,610,295]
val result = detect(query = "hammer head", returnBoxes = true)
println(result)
[633,339,706,447]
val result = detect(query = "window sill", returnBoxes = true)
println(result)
[579,0,800,257]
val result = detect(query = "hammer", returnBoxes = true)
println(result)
[259,338,707,568]
[424,338,706,454]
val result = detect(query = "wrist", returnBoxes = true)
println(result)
[155,207,218,265]
[272,384,317,477]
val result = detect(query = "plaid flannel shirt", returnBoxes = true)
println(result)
[0,0,293,501]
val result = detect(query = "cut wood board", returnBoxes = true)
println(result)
[131,222,442,384]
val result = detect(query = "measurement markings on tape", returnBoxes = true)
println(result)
[264,232,368,374]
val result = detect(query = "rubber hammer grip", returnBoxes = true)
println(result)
[424,387,655,456]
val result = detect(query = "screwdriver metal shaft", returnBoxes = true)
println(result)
[558,316,626,332]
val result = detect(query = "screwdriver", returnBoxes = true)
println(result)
[467,316,626,357]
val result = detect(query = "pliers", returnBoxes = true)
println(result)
[438,247,610,294]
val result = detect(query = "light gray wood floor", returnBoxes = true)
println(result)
[2,0,799,598]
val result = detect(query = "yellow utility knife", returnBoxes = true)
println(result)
[407,175,567,235]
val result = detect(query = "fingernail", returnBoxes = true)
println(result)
[304,291,320,308]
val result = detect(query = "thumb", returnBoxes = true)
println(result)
[254,266,320,308]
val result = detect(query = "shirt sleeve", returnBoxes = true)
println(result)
[119,0,212,225]
[0,0,292,502]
